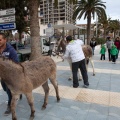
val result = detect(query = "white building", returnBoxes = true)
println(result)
[38,0,74,36]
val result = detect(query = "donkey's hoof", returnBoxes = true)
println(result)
[12,117,17,120]
[79,78,82,81]
[42,104,47,110]
[30,111,35,118]
[57,97,60,102]
[68,77,72,81]
[29,116,35,120]
[41,106,46,110]
[93,74,95,76]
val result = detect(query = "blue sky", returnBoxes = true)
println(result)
[76,0,120,24]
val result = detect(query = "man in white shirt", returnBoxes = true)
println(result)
[62,36,89,88]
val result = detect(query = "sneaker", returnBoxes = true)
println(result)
[4,106,11,116]
[68,77,72,81]
[83,85,89,88]
[73,86,78,88]
[5,100,8,104]
[73,84,79,88]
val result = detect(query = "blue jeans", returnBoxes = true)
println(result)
[1,81,12,106]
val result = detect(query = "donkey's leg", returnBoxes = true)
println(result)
[67,59,73,80]
[42,81,49,109]
[11,94,18,120]
[78,69,82,81]
[49,74,60,102]
[89,57,95,76]
[25,92,35,119]
[67,59,82,81]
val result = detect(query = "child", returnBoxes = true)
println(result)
[110,45,118,63]
[100,44,106,60]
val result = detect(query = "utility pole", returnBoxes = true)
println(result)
[96,13,98,37]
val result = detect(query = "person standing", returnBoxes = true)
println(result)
[0,33,19,115]
[106,37,113,61]
[62,36,89,88]
[90,38,97,55]
[100,44,106,60]
[114,37,120,59]
[110,44,118,64]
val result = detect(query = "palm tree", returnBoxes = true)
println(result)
[28,0,78,60]
[73,0,106,44]
[98,16,110,39]
[0,0,77,60]
[107,19,120,38]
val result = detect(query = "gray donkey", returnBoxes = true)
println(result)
[56,39,95,80]
[0,56,60,120]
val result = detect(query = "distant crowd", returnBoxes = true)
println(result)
[90,36,120,64]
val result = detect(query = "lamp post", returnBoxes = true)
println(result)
[96,13,98,37]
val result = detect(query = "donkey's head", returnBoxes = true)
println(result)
[56,39,67,54]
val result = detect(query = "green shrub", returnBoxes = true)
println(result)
[95,38,106,45]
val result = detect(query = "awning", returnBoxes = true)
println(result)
[52,24,84,30]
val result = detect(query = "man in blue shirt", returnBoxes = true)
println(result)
[0,33,18,115]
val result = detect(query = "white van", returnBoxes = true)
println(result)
[41,37,56,54]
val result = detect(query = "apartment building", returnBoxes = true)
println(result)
[38,0,74,36]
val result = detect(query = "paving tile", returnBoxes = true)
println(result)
[0,103,9,116]
[76,89,94,103]
[41,115,62,120]
[89,103,109,115]
[0,117,12,120]
[86,111,108,120]
[109,106,120,117]
[47,105,74,119]
[97,85,110,91]
[107,115,120,120]
[109,92,120,107]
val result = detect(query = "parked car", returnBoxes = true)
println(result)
[10,41,25,50]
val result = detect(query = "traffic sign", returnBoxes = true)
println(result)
[0,15,15,23]
[46,27,54,37]
[0,8,15,17]
[47,23,51,28]
[0,23,16,30]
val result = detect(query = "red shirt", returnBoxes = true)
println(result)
[114,40,120,49]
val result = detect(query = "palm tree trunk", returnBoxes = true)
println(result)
[87,12,91,45]
[114,30,116,38]
[29,0,41,60]
[103,28,106,39]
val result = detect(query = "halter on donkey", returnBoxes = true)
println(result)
[56,39,95,80]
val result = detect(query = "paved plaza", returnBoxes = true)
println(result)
[0,45,120,120]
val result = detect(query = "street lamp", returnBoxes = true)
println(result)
[95,13,98,37]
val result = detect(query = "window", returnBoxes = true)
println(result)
[43,29,45,34]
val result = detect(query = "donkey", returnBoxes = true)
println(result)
[56,39,95,80]
[0,56,60,120]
